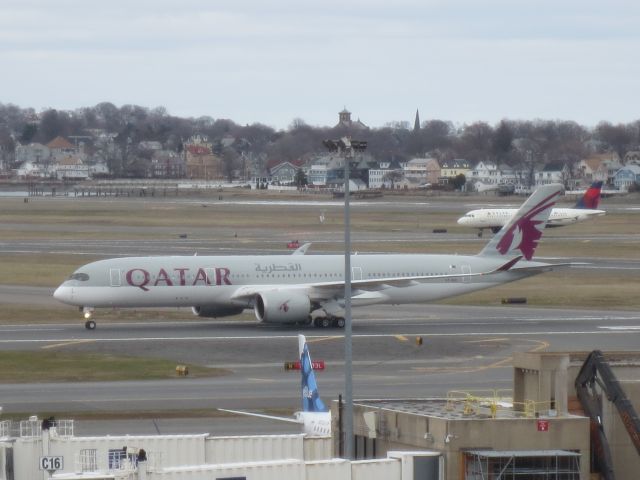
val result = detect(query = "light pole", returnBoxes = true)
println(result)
[322,137,367,459]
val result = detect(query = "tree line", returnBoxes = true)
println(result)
[0,102,638,178]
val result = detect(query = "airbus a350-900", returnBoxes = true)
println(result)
[54,184,566,330]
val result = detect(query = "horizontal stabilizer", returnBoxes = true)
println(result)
[218,408,302,425]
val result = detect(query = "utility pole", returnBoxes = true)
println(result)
[322,137,367,459]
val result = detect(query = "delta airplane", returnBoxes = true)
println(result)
[54,184,565,330]
[219,334,331,436]
[457,181,605,236]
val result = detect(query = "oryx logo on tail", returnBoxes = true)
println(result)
[479,184,563,261]
[496,195,558,259]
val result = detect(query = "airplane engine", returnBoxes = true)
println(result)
[254,291,311,324]
[191,305,245,318]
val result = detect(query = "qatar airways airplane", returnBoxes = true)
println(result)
[54,184,565,330]
[457,181,605,236]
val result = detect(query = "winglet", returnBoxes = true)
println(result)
[292,243,312,255]
[479,184,563,260]
[299,335,327,412]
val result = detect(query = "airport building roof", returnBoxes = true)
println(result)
[354,398,575,421]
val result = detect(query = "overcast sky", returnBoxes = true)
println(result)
[1,0,638,131]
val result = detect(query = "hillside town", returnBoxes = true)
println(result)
[1,104,639,193]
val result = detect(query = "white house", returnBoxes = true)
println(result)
[54,156,90,180]
[534,162,569,186]
[15,143,49,164]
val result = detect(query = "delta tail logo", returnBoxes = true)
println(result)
[496,190,562,260]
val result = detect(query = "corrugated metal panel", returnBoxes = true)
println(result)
[150,459,305,480]
[205,434,304,463]
[352,458,402,480]
[306,459,350,480]
[45,434,207,474]
[302,437,332,461]
[12,438,41,480]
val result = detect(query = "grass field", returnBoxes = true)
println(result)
[0,351,227,382]
[0,192,638,315]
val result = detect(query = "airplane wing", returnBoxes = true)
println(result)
[218,408,302,425]
[230,256,522,302]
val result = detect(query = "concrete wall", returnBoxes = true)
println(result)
[350,405,590,480]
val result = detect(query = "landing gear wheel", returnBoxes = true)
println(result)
[477,230,483,238]
[335,317,345,328]
[320,317,331,328]
[85,320,96,330]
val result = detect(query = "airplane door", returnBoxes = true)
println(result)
[352,267,363,281]
[462,265,471,282]
[110,269,121,287]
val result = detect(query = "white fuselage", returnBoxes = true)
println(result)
[54,253,538,312]
[457,207,605,230]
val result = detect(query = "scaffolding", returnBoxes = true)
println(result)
[465,450,580,480]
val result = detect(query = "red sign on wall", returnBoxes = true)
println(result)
[537,419,550,432]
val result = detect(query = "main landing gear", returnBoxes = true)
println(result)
[313,316,345,328]
[81,307,96,330]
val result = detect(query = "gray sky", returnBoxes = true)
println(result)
[1,0,638,130]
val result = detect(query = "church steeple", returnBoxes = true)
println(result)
[414,109,420,131]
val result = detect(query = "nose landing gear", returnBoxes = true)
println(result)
[81,307,96,330]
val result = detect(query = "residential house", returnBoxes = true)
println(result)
[54,156,89,180]
[403,158,430,182]
[47,136,77,162]
[467,161,513,191]
[577,153,622,185]
[613,165,640,191]
[15,143,50,164]
[183,135,222,180]
[150,151,184,178]
[439,159,470,184]
[535,162,570,186]
[269,161,299,184]
[308,163,328,186]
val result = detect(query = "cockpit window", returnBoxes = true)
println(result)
[69,272,90,281]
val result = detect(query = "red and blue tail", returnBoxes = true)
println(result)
[574,181,603,209]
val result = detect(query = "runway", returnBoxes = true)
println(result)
[0,305,638,428]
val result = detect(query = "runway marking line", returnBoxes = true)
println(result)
[463,337,508,344]
[306,336,340,344]
[410,338,550,374]
[41,339,96,350]
[246,378,275,383]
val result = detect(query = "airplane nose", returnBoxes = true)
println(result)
[53,286,72,303]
